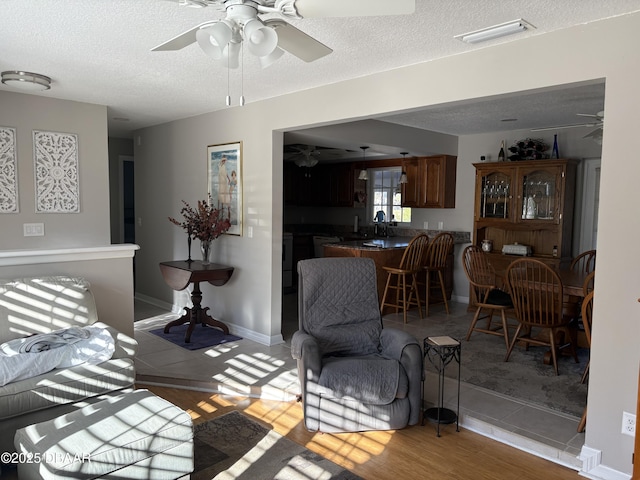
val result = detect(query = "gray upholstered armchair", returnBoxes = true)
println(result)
[291,257,422,433]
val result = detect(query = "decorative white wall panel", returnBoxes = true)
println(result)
[33,130,79,213]
[0,126,18,213]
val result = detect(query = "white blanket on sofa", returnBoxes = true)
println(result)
[0,325,115,387]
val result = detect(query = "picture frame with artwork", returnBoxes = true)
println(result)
[208,141,242,236]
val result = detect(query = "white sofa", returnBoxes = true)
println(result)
[0,276,137,459]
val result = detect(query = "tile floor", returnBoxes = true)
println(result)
[133,295,586,471]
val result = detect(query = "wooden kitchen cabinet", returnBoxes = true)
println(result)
[285,162,354,207]
[472,159,577,269]
[284,162,317,206]
[329,163,354,207]
[401,155,457,208]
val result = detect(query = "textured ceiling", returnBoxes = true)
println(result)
[1,0,638,142]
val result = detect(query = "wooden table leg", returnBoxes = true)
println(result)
[163,281,229,343]
[163,307,191,333]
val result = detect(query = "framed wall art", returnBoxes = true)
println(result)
[0,126,19,213]
[208,141,242,236]
[33,130,80,213]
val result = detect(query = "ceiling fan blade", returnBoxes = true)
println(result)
[151,22,214,51]
[293,0,415,18]
[577,110,605,119]
[265,20,332,62]
[531,123,599,132]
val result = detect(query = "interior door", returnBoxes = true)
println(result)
[119,155,135,244]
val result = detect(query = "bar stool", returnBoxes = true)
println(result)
[380,234,429,323]
[423,232,454,316]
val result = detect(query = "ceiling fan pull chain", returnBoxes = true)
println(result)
[226,41,231,106]
[240,40,245,106]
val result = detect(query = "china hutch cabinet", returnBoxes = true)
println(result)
[472,159,577,270]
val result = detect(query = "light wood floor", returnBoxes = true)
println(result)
[143,385,580,480]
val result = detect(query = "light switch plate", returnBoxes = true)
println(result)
[24,223,45,236]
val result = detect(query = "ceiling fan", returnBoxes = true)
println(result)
[531,110,604,143]
[153,0,416,69]
[285,144,321,167]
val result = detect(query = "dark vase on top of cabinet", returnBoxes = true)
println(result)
[473,159,577,270]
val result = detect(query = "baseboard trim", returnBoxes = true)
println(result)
[451,293,469,304]
[134,294,285,346]
[578,445,631,480]
[134,293,177,313]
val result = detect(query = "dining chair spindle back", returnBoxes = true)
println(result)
[570,249,596,274]
[462,245,515,349]
[505,258,579,375]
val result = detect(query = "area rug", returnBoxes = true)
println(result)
[149,324,242,351]
[192,411,363,480]
[409,314,589,418]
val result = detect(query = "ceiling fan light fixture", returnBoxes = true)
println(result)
[196,21,234,60]
[455,19,533,44]
[220,41,241,69]
[294,157,319,168]
[243,19,278,57]
[259,47,285,68]
[1,71,51,91]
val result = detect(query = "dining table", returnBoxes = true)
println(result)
[491,257,590,365]
[555,268,588,298]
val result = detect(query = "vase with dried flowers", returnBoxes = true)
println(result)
[169,196,231,265]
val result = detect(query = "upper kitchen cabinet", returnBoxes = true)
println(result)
[401,155,457,208]
[329,163,354,207]
[473,159,577,266]
[284,162,354,207]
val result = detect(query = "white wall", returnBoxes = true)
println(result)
[134,14,640,476]
[0,91,137,335]
[0,246,138,336]
[0,91,111,249]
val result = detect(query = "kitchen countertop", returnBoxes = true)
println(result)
[328,237,414,250]
[324,232,471,250]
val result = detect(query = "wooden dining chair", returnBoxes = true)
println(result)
[504,258,579,375]
[578,290,594,432]
[380,234,430,323]
[580,290,594,384]
[462,245,515,349]
[564,250,596,321]
[423,232,454,316]
[582,270,595,297]
[570,249,596,274]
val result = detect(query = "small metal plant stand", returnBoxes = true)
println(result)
[422,335,461,436]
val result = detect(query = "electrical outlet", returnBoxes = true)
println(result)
[622,411,636,436]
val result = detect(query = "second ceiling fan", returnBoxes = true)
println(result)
[532,110,604,143]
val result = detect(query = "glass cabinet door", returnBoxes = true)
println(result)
[521,169,557,221]
[479,171,512,220]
